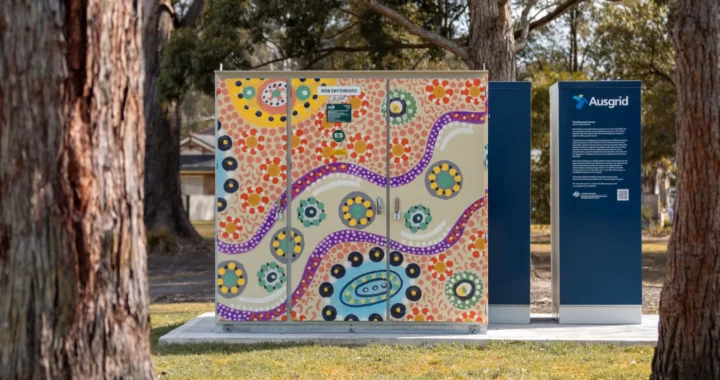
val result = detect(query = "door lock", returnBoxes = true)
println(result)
[276,200,283,220]
[377,197,383,214]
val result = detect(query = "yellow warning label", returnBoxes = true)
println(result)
[332,149,348,156]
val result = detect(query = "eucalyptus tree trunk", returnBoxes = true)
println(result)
[143,0,203,248]
[466,0,516,80]
[0,0,152,378]
[651,0,720,378]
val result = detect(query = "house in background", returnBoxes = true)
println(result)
[180,127,215,196]
[180,127,216,220]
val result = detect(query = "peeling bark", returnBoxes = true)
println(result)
[0,0,152,378]
[651,1,720,378]
[466,0,516,80]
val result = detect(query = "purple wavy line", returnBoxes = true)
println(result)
[217,196,486,321]
[218,110,486,254]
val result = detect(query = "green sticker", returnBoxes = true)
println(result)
[332,129,346,143]
[327,103,352,123]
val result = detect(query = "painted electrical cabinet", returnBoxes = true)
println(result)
[214,72,488,330]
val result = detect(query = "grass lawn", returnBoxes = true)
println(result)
[150,303,655,379]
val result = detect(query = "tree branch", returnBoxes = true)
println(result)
[324,21,362,40]
[159,0,177,24]
[251,43,433,69]
[647,62,676,88]
[513,0,586,39]
[515,0,538,52]
[356,0,469,61]
[178,0,206,28]
[303,51,336,70]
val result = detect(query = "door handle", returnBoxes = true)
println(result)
[377,197,383,214]
[276,200,283,220]
[394,197,401,220]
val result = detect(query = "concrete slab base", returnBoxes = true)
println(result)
[159,312,658,346]
[489,305,530,324]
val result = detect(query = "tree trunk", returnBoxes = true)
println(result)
[466,0,516,80]
[651,1,720,378]
[143,0,203,247]
[0,0,152,378]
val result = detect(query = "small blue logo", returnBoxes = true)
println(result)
[573,94,590,109]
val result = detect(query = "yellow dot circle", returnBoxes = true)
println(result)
[267,164,281,177]
[248,193,261,206]
[354,140,367,154]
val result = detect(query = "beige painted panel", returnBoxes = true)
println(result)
[387,77,488,323]
[289,77,389,322]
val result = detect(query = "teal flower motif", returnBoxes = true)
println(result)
[242,86,256,100]
[381,89,417,125]
[297,197,326,227]
[257,262,286,292]
[445,271,483,310]
[404,204,432,233]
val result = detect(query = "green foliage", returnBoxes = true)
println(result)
[590,0,676,165]
[162,0,471,98]
[161,0,253,101]
[519,0,675,223]
[522,69,588,224]
[641,205,656,228]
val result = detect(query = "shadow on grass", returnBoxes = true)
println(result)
[150,321,329,355]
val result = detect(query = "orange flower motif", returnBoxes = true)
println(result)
[348,92,370,118]
[260,157,287,184]
[315,141,338,164]
[428,253,454,281]
[283,128,308,155]
[347,133,374,163]
[425,79,454,105]
[390,137,411,163]
[238,128,265,154]
[461,79,487,105]
[219,216,243,240]
[240,186,270,214]
[313,111,340,136]
[281,311,307,321]
[406,307,435,322]
[455,311,484,323]
[467,231,487,259]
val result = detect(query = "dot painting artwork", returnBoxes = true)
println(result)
[215,73,487,326]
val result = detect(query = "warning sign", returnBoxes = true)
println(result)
[327,104,352,123]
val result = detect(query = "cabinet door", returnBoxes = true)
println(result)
[215,78,293,322]
[288,77,390,322]
[386,76,489,324]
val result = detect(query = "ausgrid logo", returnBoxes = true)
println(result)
[573,94,590,109]
[573,94,629,109]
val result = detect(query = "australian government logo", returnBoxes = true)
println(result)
[572,191,606,200]
[572,94,629,110]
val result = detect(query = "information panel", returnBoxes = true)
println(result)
[550,81,641,324]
